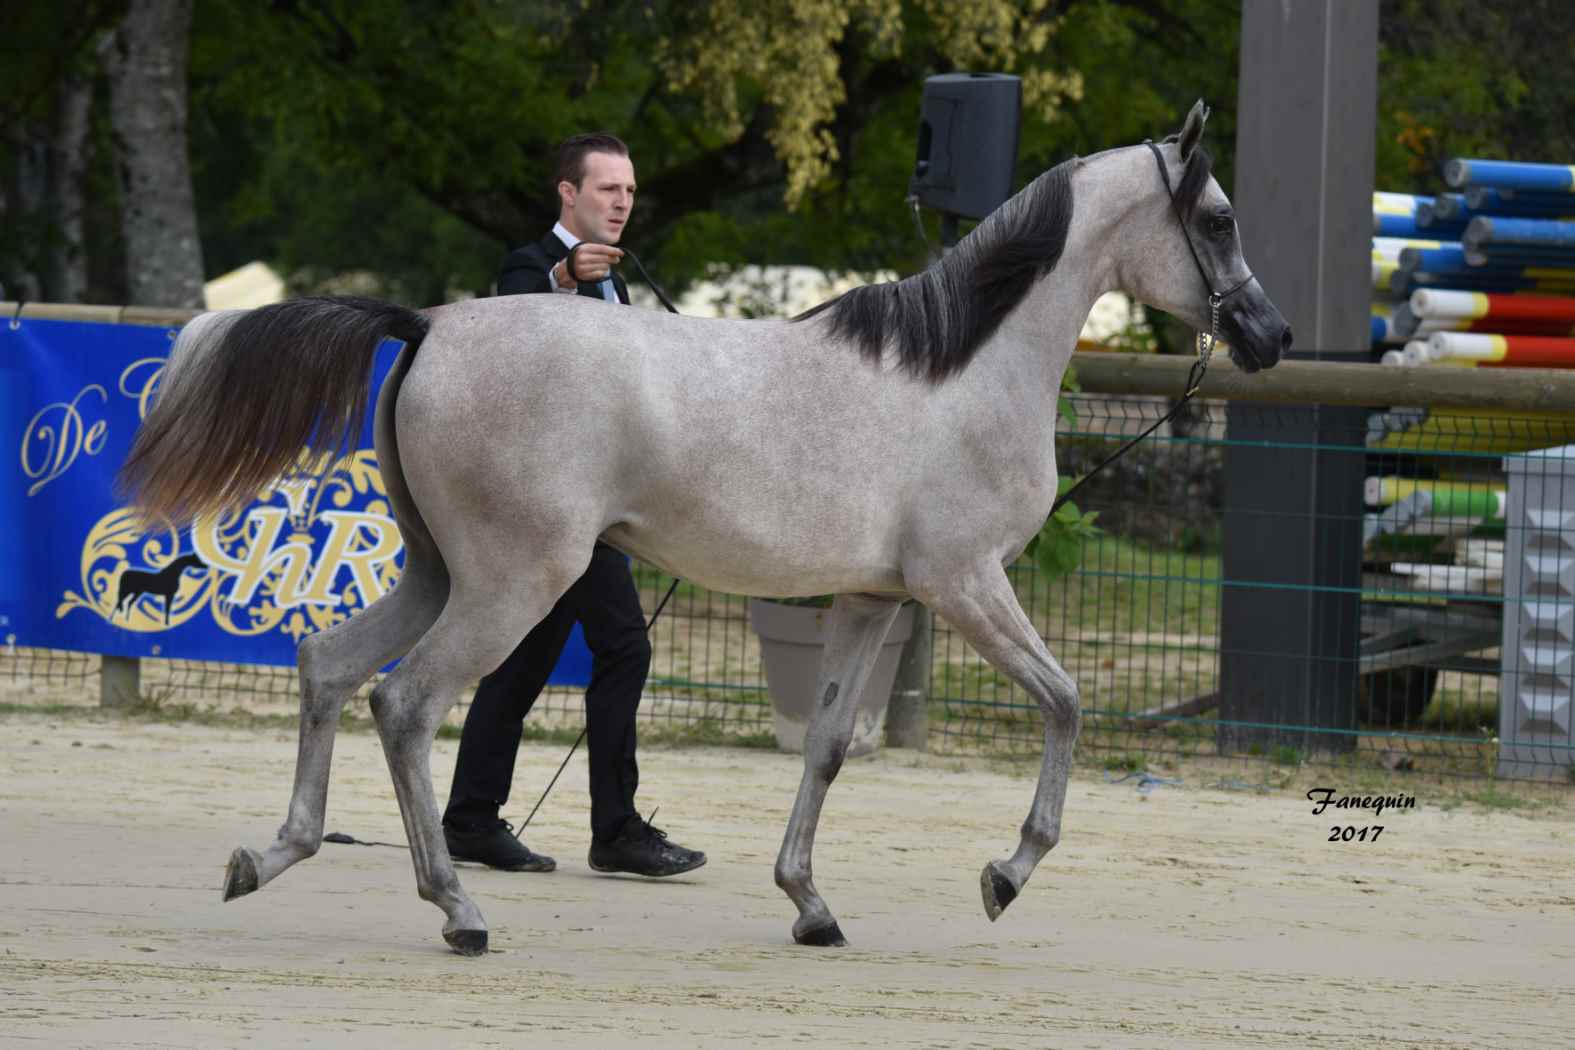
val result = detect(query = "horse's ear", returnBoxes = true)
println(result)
[1178,99,1210,161]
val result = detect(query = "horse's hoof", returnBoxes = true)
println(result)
[793,920,847,947]
[444,927,489,957]
[222,847,261,902]
[981,861,1018,922]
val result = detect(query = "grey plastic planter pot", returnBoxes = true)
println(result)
[747,599,916,757]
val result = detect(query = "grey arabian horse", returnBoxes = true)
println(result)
[121,103,1288,955]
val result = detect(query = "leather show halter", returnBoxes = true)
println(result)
[1051,141,1257,516]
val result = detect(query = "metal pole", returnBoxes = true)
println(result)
[1217,0,1378,756]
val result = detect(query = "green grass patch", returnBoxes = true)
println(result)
[641,717,777,749]
[1009,536,1222,639]
[1419,689,1498,734]
[1459,786,1545,812]
[1272,745,1304,767]
[1102,753,1147,773]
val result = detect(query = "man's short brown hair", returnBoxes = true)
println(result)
[553,132,630,192]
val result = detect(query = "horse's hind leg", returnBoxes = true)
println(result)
[367,570,571,956]
[774,593,904,947]
[919,565,1080,922]
[222,555,447,902]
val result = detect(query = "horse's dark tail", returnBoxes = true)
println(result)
[118,296,429,527]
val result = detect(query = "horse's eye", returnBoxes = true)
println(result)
[1211,212,1235,235]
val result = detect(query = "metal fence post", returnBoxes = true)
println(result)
[1218,0,1377,757]
[887,604,932,749]
[101,655,141,707]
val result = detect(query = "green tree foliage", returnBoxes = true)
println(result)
[184,0,1242,303]
[0,0,127,302]
[2,1,1241,303]
[1375,0,1575,192]
[9,1,1569,308]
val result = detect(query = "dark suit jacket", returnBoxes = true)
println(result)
[497,230,630,303]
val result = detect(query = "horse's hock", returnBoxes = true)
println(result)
[749,599,915,756]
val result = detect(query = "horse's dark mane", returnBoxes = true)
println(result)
[794,159,1078,383]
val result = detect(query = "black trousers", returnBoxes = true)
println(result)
[443,543,650,842]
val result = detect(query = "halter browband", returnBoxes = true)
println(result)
[1144,140,1255,305]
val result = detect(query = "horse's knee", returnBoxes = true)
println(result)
[1039,670,1080,733]
[1048,696,1081,736]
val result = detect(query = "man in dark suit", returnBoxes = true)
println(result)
[442,132,705,878]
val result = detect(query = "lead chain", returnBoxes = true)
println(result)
[1197,292,1222,364]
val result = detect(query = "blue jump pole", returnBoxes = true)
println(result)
[1445,158,1575,194]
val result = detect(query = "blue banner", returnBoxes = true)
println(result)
[2,316,592,684]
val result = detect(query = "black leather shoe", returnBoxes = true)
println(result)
[444,820,556,872]
[588,814,706,878]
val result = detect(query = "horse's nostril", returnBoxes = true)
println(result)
[1280,326,1294,352]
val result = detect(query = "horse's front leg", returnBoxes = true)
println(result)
[774,593,904,947]
[921,564,1080,922]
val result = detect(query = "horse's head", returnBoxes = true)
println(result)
[173,552,207,573]
[1118,101,1290,373]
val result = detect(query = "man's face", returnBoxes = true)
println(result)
[560,151,636,244]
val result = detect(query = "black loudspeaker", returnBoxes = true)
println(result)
[910,73,1022,221]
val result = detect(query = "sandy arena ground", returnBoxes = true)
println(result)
[1,712,1572,1049]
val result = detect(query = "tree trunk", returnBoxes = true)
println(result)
[104,0,204,308]
[47,71,94,303]
[8,126,49,301]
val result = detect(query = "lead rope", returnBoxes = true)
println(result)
[508,576,679,839]
[566,242,678,313]
[1052,293,1218,515]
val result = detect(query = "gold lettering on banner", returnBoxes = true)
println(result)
[118,357,166,420]
[295,511,403,609]
[194,507,318,609]
[21,385,109,496]
[58,450,405,643]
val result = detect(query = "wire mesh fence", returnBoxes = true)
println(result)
[5,384,1573,784]
[2,572,775,737]
[934,389,1574,784]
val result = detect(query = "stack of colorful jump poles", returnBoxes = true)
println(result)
[1371,160,1575,370]
[1368,161,1575,455]
[1364,476,1505,524]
